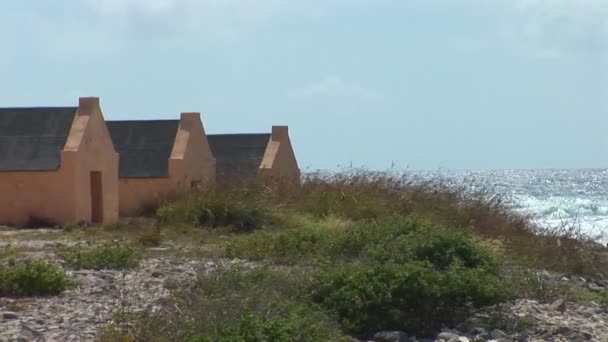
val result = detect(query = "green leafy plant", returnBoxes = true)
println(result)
[0,259,70,297]
[58,240,140,270]
[157,194,270,233]
[310,261,506,336]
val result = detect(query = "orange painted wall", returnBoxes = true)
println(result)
[259,126,301,185]
[0,97,119,226]
[118,113,216,216]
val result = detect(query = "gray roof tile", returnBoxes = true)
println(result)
[0,107,77,171]
[107,120,179,178]
[207,134,270,182]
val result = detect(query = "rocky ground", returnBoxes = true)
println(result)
[0,231,252,342]
[349,271,608,342]
[2,229,608,342]
[356,297,608,342]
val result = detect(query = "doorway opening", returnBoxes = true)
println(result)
[90,171,103,223]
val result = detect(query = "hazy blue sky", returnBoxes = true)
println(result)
[1,0,607,170]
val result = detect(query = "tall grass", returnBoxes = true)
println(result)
[160,170,608,276]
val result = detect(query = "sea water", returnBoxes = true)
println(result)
[408,169,608,240]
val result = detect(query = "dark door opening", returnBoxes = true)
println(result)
[90,171,103,223]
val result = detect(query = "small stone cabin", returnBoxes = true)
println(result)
[107,113,215,216]
[208,126,300,185]
[0,97,119,226]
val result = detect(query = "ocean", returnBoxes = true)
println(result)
[408,169,608,241]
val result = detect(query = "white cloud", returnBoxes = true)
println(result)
[288,76,387,103]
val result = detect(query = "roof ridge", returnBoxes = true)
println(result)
[107,119,180,123]
[0,106,77,110]
[208,133,271,136]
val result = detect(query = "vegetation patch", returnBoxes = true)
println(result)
[157,192,272,233]
[311,261,506,336]
[97,171,608,339]
[0,259,70,297]
[100,268,345,342]
[57,240,140,270]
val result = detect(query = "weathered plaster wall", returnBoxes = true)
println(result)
[0,171,74,226]
[0,97,119,226]
[65,97,119,224]
[259,126,300,185]
[118,113,216,216]
[172,113,216,191]
[117,177,179,216]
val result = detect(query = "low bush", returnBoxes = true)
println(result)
[58,240,140,270]
[0,259,70,297]
[310,261,507,337]
[225,215,412,263]
[193,204,268,233]
[226,227,327,263]
[136,227,163,247]
[227,215,498,269]
[366,226,496,271]
[157,193,271,233]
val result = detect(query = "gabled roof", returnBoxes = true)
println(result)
[107,120,180,178]
[0,107,77,171]
[207,133,271,181]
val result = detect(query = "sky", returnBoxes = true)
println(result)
[1,0,607,171]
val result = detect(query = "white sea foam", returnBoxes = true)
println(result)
[406,168,608,241]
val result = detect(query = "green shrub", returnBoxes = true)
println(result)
[193,204,268,232]
[224,215,400,263]
[157,194,270,233]
[310,261,507,336]
[366,226,496,271]
[226,227,329,263]
[58,240,140,270]
[0,259,70,297]
[188,305,341,342]
[227,215,496,270]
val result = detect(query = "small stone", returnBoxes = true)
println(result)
[163,278,180,290]
[373,331,408,342]
[158,242,176,249]
[490,329,507,339]
[549,299,567,313]
[2,311,19,320]
[553,326,572,335]
[151,271,163,278]
[437,332,460,341]
[587,282,604,292]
